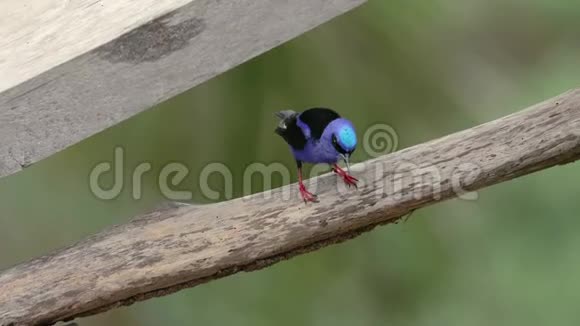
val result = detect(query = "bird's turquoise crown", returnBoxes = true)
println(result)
[337,123,357,151]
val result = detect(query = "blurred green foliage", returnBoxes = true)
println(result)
[1,0,580,325]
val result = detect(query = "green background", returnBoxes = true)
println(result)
[2,0,580,325]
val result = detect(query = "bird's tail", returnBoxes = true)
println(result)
[274,110,297,135]
[274,110,296,121]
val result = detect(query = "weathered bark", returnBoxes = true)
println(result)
[1,89,580,325]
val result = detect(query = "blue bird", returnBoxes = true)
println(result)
[275,108,358,203]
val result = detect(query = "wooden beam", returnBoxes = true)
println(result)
[0,0,366,178]
[1,90,580,325]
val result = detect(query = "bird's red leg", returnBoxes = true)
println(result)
[332,163,358,188]
[298,167,318,203]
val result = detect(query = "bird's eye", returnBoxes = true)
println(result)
[332,134,346,154]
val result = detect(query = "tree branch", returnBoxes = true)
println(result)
[1,89,580,325]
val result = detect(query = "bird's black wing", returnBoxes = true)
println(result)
[275,110,307,150]
[298,107,340,140]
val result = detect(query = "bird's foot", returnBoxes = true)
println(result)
[299,183,318,203]
[341,173,359,188]
[332,164,358,188]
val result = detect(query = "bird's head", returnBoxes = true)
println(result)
[327,118,357,171]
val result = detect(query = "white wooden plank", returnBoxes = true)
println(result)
[0,0,366,177]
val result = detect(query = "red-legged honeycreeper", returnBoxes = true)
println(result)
[275,108,358,203]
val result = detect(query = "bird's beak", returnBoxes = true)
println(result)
[341,153,351,173]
